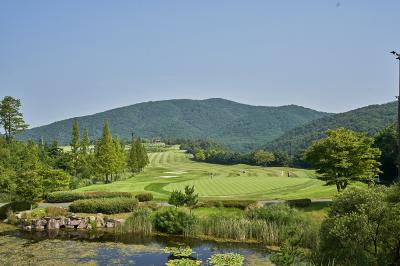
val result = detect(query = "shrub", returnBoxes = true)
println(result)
[46,191,133,203]
[69,197,138,214]
[209,253,244,266]
[6,210,18,225]
[154,208,197,235]
[0,201,37,219]
[45,206,69,217]
[135,193,153,202]
[286,198,312,208]
[198,200,255,210]
[118,208,153,235]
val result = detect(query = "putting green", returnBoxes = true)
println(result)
[75,147,345,200]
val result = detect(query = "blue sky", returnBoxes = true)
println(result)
[1,1,400,127]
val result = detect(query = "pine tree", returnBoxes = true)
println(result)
[136,138,149,171]
[70,120,80,176]
[94,121,117,183]
[113,135,126,179]
[0,96,28,143]
[78,128,93,180]
[127,137,140,174]
[81,128,90,155]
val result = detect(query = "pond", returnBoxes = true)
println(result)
[0,223,273,265]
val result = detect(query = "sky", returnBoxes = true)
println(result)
[1,0,400,128]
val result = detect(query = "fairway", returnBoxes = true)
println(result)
[75,147,343,200]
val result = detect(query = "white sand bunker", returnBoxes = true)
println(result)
[159,175,178,178]
[164,171,187,175]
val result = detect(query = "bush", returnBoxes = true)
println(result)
[209,253,244,266]
[154,208,197,235]
[69,197,138,214]
[198,200,255,210]
[286,198,312,208]
[245,204,301,225]
[166,258,201,266]
[0,201,37,219]
[46,191,133,203]
[135,193,153,202]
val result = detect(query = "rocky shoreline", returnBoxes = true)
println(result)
[4,213,125,231]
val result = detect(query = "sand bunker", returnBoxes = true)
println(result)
[164,171,187,175]
[159,175,178,178]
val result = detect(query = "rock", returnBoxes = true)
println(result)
[105,222,114,228]
[70,219,81,226]
[88,216,96,222]
[3,219,8,223]
[77,220,87,229]
[47,219,60,230]
[15,213,22,219]
[23,225,32,231]
[33,219,47,228]
[96,213,105,227]
[65,225,75,229]
[86,224,92,230]
[35,226,45,230]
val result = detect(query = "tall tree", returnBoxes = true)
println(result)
[81,128,90,155]
[136,138,149,171]
[94,121,117,183]
[113,135,126,179]
[304,128,381,192]
[253,150,275,166]
[70,120,80,176]
[127,137,139,174]
[0,96,28,143]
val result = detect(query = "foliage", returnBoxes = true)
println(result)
[118,208,153,235]
[245,204,301,225]
[70,120,80,176]
[127,138,149,174]
[166,258,201,266]
[269,243,305,266]
[154,208,197,235]
[69,197,138,214]
[163,246,193,257]
[41,169,71,196]
[253,150,275,166]
[208,253,244,266]
[0,96,28,143]
[316,186,400,265]
[0,201,36,219]
[304,128,381,192]
[373,123,398,183]
[15,171,43,205]
[168,190,186,208]
[135,193,153,202]
[184,186,198,213]
[198,200,255,210]
[45,206,69,217]
[46,191,133,203]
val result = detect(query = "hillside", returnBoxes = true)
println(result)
[266,101,397,155]
[19,98,328,151]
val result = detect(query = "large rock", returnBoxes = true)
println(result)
[47,219,60,230]
[96,213,105,227]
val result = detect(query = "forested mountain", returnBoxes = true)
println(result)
[266,102,397,155]
[19,98,328,151]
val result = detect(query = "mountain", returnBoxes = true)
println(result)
[19,98,329,151]
[266,101,397,155]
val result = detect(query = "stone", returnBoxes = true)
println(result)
[105,222,114,228]
[65,225,75,229]
[77,220,87,229]
[3,219,8,223]
[47,219,60,230]
[70,219,81,226]
[23,225,32,231]
[96,213,105,227]
[86,224,92,230]
[88,216,96,222]
[35,226,45,230]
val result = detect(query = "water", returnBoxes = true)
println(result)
[0,224,273,265]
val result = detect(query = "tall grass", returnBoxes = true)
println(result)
[117,208,153,235]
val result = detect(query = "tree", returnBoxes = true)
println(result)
[127,137,140,174]
[184,185,198,214]
[113,135,126,179]
[70,120,80,176]
[81,128,90,155]
[304,128,381,192]
[20,140,42,172]
[15,171,42,209]
[0,96,28,143]
[194,150,206,161]
[136,138,149,171]
[168,190,186,208]
[253,150,275,166]
[94,121,117,183]
[317,186,400,265]
[41,168,70,197]
[373,124,398,183]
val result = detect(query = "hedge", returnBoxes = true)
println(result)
[135,193,153,202]
[46,191,133,203]
[0,201,37,219]
[197,200,256,210]
[286,198,312,208]
[69,197,138,214]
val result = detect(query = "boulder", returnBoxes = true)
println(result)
[47,219,60,230]
[105,222,114,228]
[77,220,87,229]
[23,225,32,231]
[96,213,105,227]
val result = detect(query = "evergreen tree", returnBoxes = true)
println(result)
[81,128,90,155]
[94,121,117,183]
[113,135,126,179]
[78,128,93,180]
[0,96,28,143]
[136,138,149,171]
[184,185,198,214]
[70,120,80,176]
[20,140,42,172]
[15,171,42,209]
[127,137,140,174]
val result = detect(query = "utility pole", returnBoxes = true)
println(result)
[390,51,400,177]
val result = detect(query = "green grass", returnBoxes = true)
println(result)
[75,148,357,200]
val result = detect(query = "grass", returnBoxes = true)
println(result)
[75,147,360,200]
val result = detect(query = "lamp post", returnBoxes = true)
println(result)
[390,50,400,178]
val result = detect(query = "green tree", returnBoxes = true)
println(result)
[253,150,275,166]
[168,190,186,208]
[184,185,198,214]
[15,171,42,209]
[41,169,70,197]
[373,124,398,183]
[81,128,90,155]
[194,149,206,161]
[0,96,28,143]
[304,128,381,192]
[136,138,149,171]
[94,121,117,183]
[113,135,126,179]
[20,140,42,172]
[127,137,140,174]
[70,120,80,176]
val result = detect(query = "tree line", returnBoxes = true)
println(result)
[0,96,149,206]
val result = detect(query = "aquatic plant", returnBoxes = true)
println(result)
[166,258,201,266]
[163,246,193,257]
[119,208,153,235]
[208,253,244,266]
